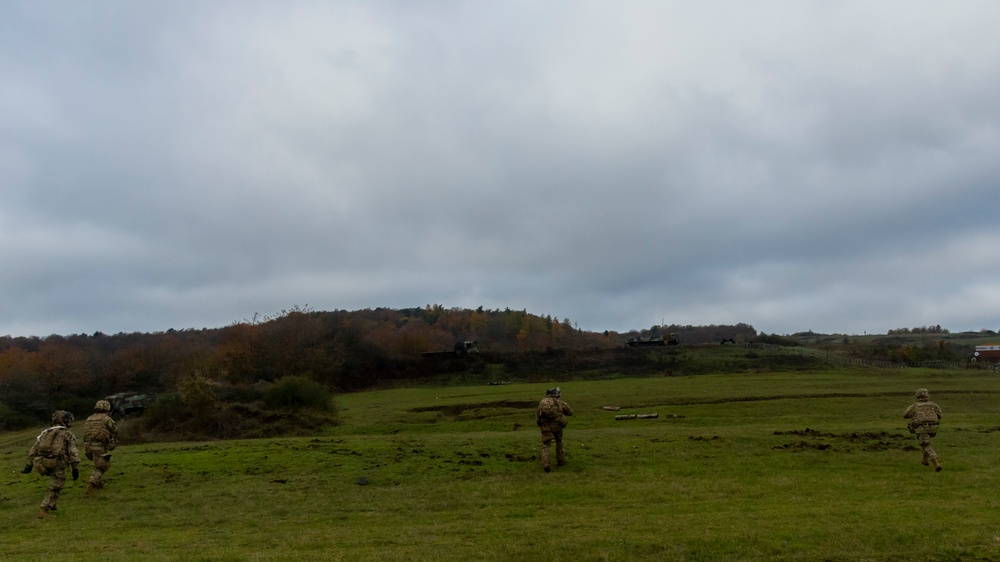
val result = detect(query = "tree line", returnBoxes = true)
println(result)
[0,305,758,431]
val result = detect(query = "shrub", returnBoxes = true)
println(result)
[140,394,190,429]
[216,382,266,403]
[177,370,217,418]
[0,400,35,431]
[59,396,101,422]
[753,333,800,347]
[263,376,333,412]
[115,417,148,445]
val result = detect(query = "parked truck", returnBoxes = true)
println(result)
[625,333,679,347]
[104,392,154,420]
[421,340,480,358]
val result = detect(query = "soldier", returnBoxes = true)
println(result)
[536,387,573,472]
[20,410,81,518]
[904,388,942,471]
[83,399,119,493]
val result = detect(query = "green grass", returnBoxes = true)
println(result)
[4,368,1000,561]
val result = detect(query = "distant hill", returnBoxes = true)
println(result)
[3,305,986,435]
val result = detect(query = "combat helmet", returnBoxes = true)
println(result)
[546,387,561,397]
[52,410,75,427]
[915,388,929,400]
[94,400,112,413]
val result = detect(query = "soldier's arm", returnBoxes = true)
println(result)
[562,401,573,416]
[66,433,82,464]
[903,404,915,419]
[109,417,121,448]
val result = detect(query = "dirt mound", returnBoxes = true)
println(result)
[771,428,911,452]
[410,400,536,416]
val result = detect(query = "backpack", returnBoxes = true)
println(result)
[538,398,563,422]
[912,402,939,424]
[36,427,63,457]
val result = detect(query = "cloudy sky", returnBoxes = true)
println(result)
[3,1,1000,338]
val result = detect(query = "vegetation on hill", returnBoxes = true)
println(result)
[0,306,756,434]
[1,304,988,440]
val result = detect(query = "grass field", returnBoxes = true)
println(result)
[3,366,1000,561]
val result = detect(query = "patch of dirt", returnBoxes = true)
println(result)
[774,429,907,441]
[771,428,911,452]
[326,448,362,456]
[621,389,1000,410]
[505,453,535,462]
[773,441,833,451]
[409,400,537,416]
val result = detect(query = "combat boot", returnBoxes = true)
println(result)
[85,482,96,495]
[931,458,942,472]
[36,506,49,519]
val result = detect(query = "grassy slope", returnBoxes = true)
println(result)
[3,367,1000,561]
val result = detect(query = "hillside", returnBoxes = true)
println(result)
[0,306,756,432]
[1,305,989,439]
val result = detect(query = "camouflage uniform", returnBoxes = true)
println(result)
[23,411,81,517]
[536,387,573,472]
[83,400,119,492]
[904,388,942,471]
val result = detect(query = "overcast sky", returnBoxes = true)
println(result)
[3,1,1000,338]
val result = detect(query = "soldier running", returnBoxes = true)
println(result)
[21,410,81,518]
[83,399,120,493]
[536,387,573,472]
[904,388,942,471]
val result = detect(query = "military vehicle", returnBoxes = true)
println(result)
[625,333,679,347]
[421,340,480,358]
[104,392,154,420]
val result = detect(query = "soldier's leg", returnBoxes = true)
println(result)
[41,466,66,511]
[918,434,940,470]
[540,426,554,471]
[919,434,938,460]
[96,455,111,487]
[553,428,566,466]
[89,446,111,487]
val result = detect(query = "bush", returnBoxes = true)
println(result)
[0,400,35,431]
[216,382,266,403]
[139,393,191,435]
[264,376,333,412]
[59,396,101,422]
[115,417,148,445]
[753,334,801,347]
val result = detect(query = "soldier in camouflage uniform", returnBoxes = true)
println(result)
[21,410,81,518]
[83,399,119,493]
[904,388,942,471]
[536,387,573,472]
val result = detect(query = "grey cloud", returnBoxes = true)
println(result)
[3,1,1000,337]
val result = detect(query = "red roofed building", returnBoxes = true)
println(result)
[974,345,1000,364]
